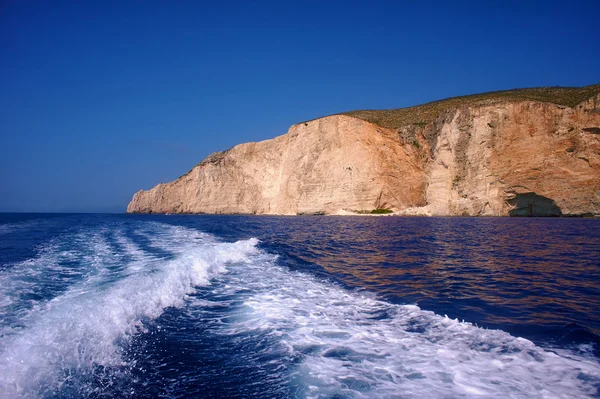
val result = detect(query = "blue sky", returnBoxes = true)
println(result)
[1,0,599,212]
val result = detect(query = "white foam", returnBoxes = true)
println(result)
[0,242,76,327]
[0,231,117,325]
[136,222,215,253]
[0,220,43,236]
[2,221,599,398]
[113,231,155,274]
[214,254,600,399]
[0,223,260,398]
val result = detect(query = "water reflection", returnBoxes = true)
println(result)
[218,217,597,339]
[145,214,600,349]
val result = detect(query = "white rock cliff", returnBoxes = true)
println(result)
[127,92,600,216]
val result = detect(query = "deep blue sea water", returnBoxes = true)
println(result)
[1,213,599,398]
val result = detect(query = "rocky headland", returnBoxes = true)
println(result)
[127,84,600,216]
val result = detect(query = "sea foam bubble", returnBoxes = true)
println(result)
[2,220,599,398]
[212,249,600,399]
[0,223,260,398]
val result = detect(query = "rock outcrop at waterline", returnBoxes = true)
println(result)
[127,85,600,216]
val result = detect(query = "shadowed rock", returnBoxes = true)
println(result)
[507,193,562,217]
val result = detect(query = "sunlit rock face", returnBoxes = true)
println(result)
[127,115,426,215]
[127,94,600,216]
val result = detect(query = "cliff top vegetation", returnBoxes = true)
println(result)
[335,83,600,130]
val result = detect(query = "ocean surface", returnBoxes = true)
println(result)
[0,214,599,398]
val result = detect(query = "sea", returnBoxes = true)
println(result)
[0,213,599,399]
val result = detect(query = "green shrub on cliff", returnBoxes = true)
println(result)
[370,208,393,214]
[334,84,600,130]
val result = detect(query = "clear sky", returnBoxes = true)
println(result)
[1,1,599,212]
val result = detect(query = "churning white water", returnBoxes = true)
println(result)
[0,220,599,398]
[0,223,260,398]
[207,245,600,399]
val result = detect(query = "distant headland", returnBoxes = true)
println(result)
[127,84,600,217]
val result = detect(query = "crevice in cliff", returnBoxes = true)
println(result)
[582,127,600,134]
[507,192,562,217]
[452,109,473,189]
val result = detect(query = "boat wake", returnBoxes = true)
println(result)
[0,221,598,398]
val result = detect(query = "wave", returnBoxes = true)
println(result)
[0,229,124,326]
[0,218,58,237]
[0,223,261,398]
[0,220,599,398]
[210,244,600,398]
[0,220,39,236]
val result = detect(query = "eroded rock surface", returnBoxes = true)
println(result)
[127,93,600,216]
[127,116,426,215]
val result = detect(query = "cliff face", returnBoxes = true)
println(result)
[127,93,600,216]
[400,94,600,216]
[127,116,426,215]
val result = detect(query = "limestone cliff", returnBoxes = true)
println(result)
[127,116,426,215]
[127,85,600,216]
